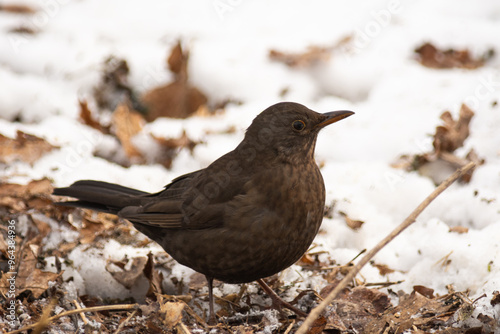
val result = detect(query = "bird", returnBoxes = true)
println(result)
[53,102,354,323]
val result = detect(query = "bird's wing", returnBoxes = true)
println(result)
[118,170,203,228]
[121,154,253,230]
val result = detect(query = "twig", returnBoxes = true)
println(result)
[283,320,295,334]
[296,161,476,334]
[6,304,139,334]
[73,299,88,325]
[112,309,138,334]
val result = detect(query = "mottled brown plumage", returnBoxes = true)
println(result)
[53,102,353,322]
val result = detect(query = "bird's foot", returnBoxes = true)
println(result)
[257,279,307,318]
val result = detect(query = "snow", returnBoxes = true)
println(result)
[1,0,500,328]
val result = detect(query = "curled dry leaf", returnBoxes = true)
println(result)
[449,226,469,234]
[415,42,493,69]
[0,4,36,13]
[152,131,200,169]
[269,46,332,68]
[111,103,145,162]
[320,285,392,332]
[142,42,208,120]
[0,178,53,213]
[106,256,148,289]
[144,252,163,298]
[0,130,55,165]
[490,291,500,307]
[339,211,364,230]
[365,290,472,333]
[433,104,474,154]
[413,285,435,299]
[269,36,352,68]
[0,234,62,298]
[392,104,484,184]
[161,301,185,329]
[373,263,395,276]
[79,99,110,134]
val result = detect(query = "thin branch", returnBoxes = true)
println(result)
[6,304,139,334]
[112,309,138,334]
[296,161,476,334]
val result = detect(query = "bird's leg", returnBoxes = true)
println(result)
[257,279,307,317]
[206,276,217,325]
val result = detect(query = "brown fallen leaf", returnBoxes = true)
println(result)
[269,36,352,68]
[0,233,62,298]
[373,263,395,276]
[0,4,36,13]
[142,42,207,120]
[111,103,145,162]
[152,131,199,169]
[491,291,500,307]
[392,104,483,184]
[415,42,493,69]
[161,301,185,329]
[433,104,474,154]
[269,46,332,68]
[0,178,53,213]
[9,26,37,34]
[307,315,327,334]
[144,252,164,298]
[449,226,469,234]
[79,99,110,134]
[338,211,364,230]
[413,285,435,299]
[106,256,148,289]
[0,131,55,165]
[321,286,392,332]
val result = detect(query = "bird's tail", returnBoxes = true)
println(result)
[53,180,149,215]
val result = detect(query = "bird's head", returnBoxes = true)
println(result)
[241,102,354,164]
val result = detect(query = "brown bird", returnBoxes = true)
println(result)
[53,102,353,322]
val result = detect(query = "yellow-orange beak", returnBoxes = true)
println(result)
[316,110,354,129]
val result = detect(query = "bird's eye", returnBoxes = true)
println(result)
[292,120,306,131]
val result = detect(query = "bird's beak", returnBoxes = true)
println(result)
[316,110,355,129]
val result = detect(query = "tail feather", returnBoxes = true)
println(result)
[53,180,149,215]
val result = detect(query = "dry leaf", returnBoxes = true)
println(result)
[490,291,500,307]
[373,263,395,276]
[0,237,62,298]
[106,256,148,289]
[0,4,36,13]
[161,301,185,329]
[392,104,483,184]
[111,103,145,161]
[144,252,163,298]
[152,131,199,168]
[415,42,492,69]
[449,226,469,234]
[142,42,207,120]
[307,315,327,334]
[433,104,474,154]
[0,178,53,213]
[365,290,470,333]
[142,80,207,120]
[413,285,435,299]
[269,46,331,68]
[339,211,364,230]
[0,131,55,165]
[322,286,392,332]
[79,99,110,134]
[167,41,187,76]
